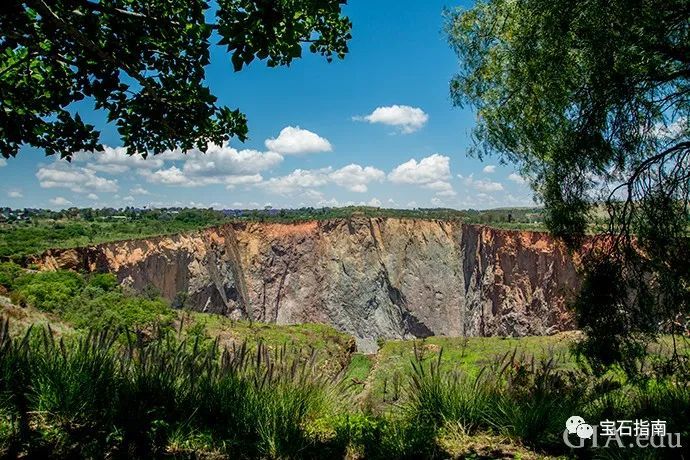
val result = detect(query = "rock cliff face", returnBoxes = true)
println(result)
[34,218,579,344]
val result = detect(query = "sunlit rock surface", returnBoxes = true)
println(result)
[34,218,579,340]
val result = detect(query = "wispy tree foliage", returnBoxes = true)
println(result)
[446,0,690,373]
[0,0,351,159]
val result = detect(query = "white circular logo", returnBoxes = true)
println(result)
[576,423,594,439]
[566,415,586,434]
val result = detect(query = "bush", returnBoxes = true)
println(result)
[8,269,173,335]
[12,271,84,313]
[0,262,21,290]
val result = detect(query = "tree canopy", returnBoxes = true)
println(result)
[447,0,690,372]
[0,0,351,159]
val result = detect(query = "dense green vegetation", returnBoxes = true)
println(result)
[0,263,172,334]
[1,319,688,458]
[0,206,546,261]
[0,209,228,261]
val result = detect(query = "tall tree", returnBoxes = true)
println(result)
[0,0,351,159]
[447,0,690,373]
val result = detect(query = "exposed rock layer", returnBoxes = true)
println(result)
[34,218,579,341]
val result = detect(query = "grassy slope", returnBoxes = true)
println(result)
[0,299,73,339]
[1,294,576,406]
[354,334,578,410]
[181,311,356,377]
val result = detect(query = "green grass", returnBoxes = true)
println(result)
[179,312,356,378]
[345,354,374,383]
[0,322,341,459]
[2,319,687,459]
[362,334,576,411]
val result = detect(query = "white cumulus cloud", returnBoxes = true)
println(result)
[130,186,150,195]
[225,174,264,189]
[182,144,283,177]
[328,164,385,192]
[0,159,6,167]
[508,173,527,185]
[388,154,454,196]
[141,166,189,186]
[460,174,504,192]
[74,146,165,173]
[87,193,99,200]
[50,197,72,206]
[354,105,429,133]
[8,191,22,198]
[37,162,118,193]
[483,165,496,173]
[264,126,332,154]
[264,168,331,194]
[262,163,385,194]
[141,143,281,188]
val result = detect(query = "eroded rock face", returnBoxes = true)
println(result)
[33,218,580,340]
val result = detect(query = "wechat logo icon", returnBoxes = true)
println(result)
[566,416,593,439]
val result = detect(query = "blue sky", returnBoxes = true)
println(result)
[0,0,533,210]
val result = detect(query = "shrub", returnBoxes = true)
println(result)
[12,271,84,313]
[0,262,21,290]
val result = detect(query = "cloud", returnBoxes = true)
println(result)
[368,198,382,207]
[37,162,118,193]
[0,159,6,167]
[460,174,504,192]
[129,186,149,195]
[87,193,99,200]
[354,105,429,133]
[8,191,22,198]
[483,165,496,173]
[225,174,264,189]
[141,144,282,187]
[430,197,444,207]
[388,154,455,195]
[50,197,72,206]
[141,166,189,186]
[506,193,534,206]
[328,164,385,192]
[74,146,165,173]
[123,196,135,203]
[264,126,332,154]
[508,173,527,185]
[182,144,283,177]
[648,116,688,140]
[262,163,385,194]
[472,179,503,192]
[317,197,340,207]
[435,188,457,197]
[264,168,331,194]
